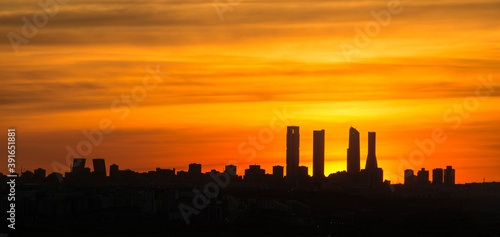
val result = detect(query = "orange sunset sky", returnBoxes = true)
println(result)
[1,0,500,184]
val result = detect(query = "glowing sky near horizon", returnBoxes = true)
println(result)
[1,0,500,183]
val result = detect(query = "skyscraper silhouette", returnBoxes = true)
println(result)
[92,158,106,177]
[365,132,377,170]
[363,132,383,185]
[286,126,300,177]
[313,130,325,179]
[347,127,360,174]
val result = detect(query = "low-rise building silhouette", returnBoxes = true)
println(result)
[297,166,309,178]
[34,168,46,179]
[225,165,237,176]
[273,165,284,179]
[110,164,119,177]
[189,163,202,175]
[245,165,266,183]
[72,158,87,174]
[92,158,106,177]
[432,168,443,185]
[417,168,430,185]
[444,166,455,185]
[404,169,416,186]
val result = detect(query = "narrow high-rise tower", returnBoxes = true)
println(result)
[365,132,378,170]
[362,132,383,186]
[286,126,300,177]
[347,127,360,174]
[313,130,325,179]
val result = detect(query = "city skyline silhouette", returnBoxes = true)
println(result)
[6,125,461,185]
[3,125,498,237]
[1,0,500,235]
